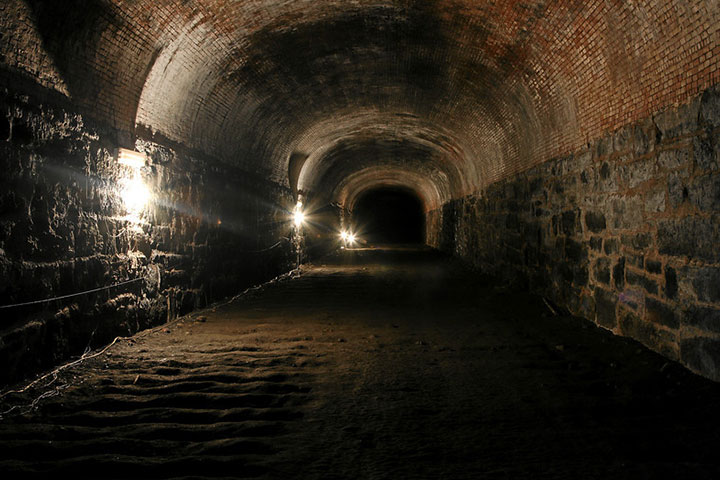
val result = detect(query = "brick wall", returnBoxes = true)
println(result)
[434,85,720,380]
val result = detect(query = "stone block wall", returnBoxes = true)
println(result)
[434,85,720,381]
[0,75,296,386]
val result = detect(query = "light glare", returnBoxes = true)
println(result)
[121,175,150,215]
[293,210,305,227]
[340,230,357,245]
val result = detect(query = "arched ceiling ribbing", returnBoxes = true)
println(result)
[3,0,718,206]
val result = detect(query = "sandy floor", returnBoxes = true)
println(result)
[1,247,720,479]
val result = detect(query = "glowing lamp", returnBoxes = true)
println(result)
[293,211,305,227]
[340,230,356,245]
[121,175,150,215]
[292,201,305,227]
[117,148,147,169]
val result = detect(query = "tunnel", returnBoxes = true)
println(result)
[1,0,720,477]
[351,187,425,245]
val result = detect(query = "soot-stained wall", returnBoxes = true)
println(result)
[434,86,720,380]
[0,74,296,386]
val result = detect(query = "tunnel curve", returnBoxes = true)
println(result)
[334,167,442,214]
[294,111,473,206]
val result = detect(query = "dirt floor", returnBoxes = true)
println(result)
[1,247,720,479]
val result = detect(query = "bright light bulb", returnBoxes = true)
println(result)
[340,231,348,240]
[293,210,305,227]
[348,234,356,244]
[121,175,150,215]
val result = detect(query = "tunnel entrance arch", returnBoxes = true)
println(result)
[351,187,425,245]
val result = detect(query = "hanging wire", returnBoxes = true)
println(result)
[0,277,145,310]
[239,237,289,253]
[0,237,289,311]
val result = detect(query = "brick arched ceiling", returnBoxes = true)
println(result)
[334,168,444,214]
[6,0,719,205]
[301,136,457,212]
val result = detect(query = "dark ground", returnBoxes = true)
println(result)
[1,247,720,479]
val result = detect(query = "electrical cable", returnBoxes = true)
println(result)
[239,237,289,253]
[0,277,145,310]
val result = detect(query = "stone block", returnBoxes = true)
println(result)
[594,257,611,284]
[595,288,617,329]
[658,217,720,263]
[580,169,591,185]
[603,238,620,255]
[700,84,720,128]
[664,266,678,300]
[596,162,619,192]
[594,135,613,159]
[645,260,662,275]
[532,204,548,218]
[657,149,690,170]
[653,97,700,141]
[683,306,720,334]
[626,269,658,295]
[644,189,666,213]
[681,337,720,381]
[688,267,720,303]
[620,311,678,361]
[613,257,626,289]
[626,254,644,269]
[631,119,660,156]
[575,150,593,171]
[645,297,679,329]
[529,177,544,197]
[620,158,655,188]
[503,183,516,199]
[556,262,575,283]
[585,211,606,233]
[561,209,579,235]
[609,195,643,229]
[667,172,688,209]
[692,132,719,172]
[590,236,603,252]
[613,125,633,153]
[579,292,596,319]
[564,238,587,262]
[621,232,653,250]
[552,155,575,177]
[573,265,589,287]
[620,288,645,308]
[688,174,720,212]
